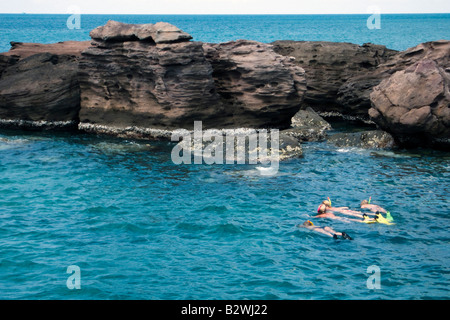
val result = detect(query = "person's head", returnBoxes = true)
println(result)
[361,200,369,206]
[317,204,327,214]
[303,220,314,227]
[322,200,331,207]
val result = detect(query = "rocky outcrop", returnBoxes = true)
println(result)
[0,53,81,129]
[79,22,307,133]
[89,20,193,44]
[341,40,450,127]
[369,56,450,148]
[272,41,397,120]
[203,40,307,128]
[2,41,91,59]
[78,36,222,131]
[0,20,447,151]
[327,130,396,149]
[0,41,90,130]
[281,107,331,142]
[273,39,449,149]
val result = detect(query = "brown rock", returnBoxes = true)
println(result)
[272,40,397,120]
[79,31,307,134]
[0,40,90,129]
[340,40,450,124]
[0,53,80,127]
[204,40,307,128]
[369,58,450,148]
[89,20,193,44]
[2,41,90,59]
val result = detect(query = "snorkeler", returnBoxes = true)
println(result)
[300,220,353,240]
[316,203,362,223]
[320,200,363,217]
[360,197,387,213]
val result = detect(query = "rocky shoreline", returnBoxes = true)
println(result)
[0,20,448,152]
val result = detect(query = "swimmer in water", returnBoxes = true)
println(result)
[360,199,387,213]
[316,203,362,223]
[320,200,368,218]
[300,220,353,240]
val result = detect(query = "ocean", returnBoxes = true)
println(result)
[0,14,449,300]
[0,14,450,52]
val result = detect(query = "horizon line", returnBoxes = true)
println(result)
[1,12,450,15]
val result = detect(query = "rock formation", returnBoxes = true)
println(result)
[327,130,396,149]
[272,40,397,120]
[78,21,307,134]
[0,21,447,150]
[281,107,331,142]
[0,41,90,129]
[342,40,450,131]
[369,54,450,148]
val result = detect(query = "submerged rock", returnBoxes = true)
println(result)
[172,127,303,164]
[327,130,396,149]
[282,107,331,142]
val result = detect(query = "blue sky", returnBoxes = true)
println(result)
[1,0,450,14]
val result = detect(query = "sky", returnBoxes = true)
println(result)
[1,0,450,14]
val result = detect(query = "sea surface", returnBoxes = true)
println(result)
[0,129,449,300]
[0,14,450,52]
[0,14,450,300]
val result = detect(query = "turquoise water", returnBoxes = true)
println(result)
[0,129,449,299]
[0,14,450,52]
[0,14,449,300]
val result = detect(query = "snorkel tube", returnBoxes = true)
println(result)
[368,196,372,204]
[327,197,332,207]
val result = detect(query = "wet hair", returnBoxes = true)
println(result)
[361,200,369,206]
[322,200,331,207]
[303,220,313,227]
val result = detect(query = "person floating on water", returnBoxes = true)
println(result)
[360,197,394,222]
[300,220,353,240]
[320,199,367,218]
[318,197,394,223]
[360,197,387,213]
[316,202,362,223]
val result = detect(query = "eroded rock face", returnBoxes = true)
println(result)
[78,39,223,130]
[369,57,450,148]
[79,23,307,132]
[0,41,91,129]
[203,40,307,128]
[89,20,193,44]
[0,53,82,128]
[272,41,397,120]
[341,40,450,125]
